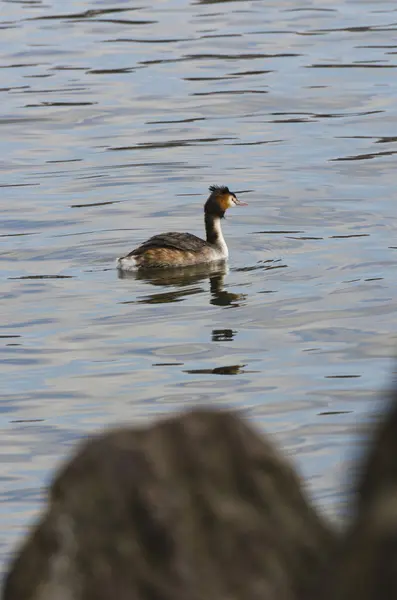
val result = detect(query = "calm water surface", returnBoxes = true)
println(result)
[1,0,397,570]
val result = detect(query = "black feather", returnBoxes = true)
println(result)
[209,185,230,195]
[127,232,209,256]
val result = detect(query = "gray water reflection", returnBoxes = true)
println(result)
[2,0,397,574]
[118,262,245,306]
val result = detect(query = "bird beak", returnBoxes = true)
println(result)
[234,198,248,206]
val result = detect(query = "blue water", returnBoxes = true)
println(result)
[1,0,397,571]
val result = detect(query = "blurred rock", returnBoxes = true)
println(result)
[325,388,397,600]
[2,408,334,600]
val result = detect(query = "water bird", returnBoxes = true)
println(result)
[117,185,247,270]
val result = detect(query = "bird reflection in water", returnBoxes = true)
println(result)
[117,261,246,307]
[211,328,236,342]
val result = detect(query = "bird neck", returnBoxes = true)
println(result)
[205,212,227,251]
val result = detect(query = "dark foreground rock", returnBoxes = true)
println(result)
[324,388,397,600]
[2,409,334,600]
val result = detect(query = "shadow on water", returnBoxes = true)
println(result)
[117,262,246,307]
[183,364,248,375]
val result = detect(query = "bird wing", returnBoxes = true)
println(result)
[127,232,208,256]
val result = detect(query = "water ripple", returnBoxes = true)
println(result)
[2,0,397,568]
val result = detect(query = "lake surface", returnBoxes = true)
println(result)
[1,0,397,572]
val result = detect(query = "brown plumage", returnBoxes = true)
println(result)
[134,247,213,269]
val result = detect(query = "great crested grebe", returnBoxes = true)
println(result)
[117,185,247,270]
